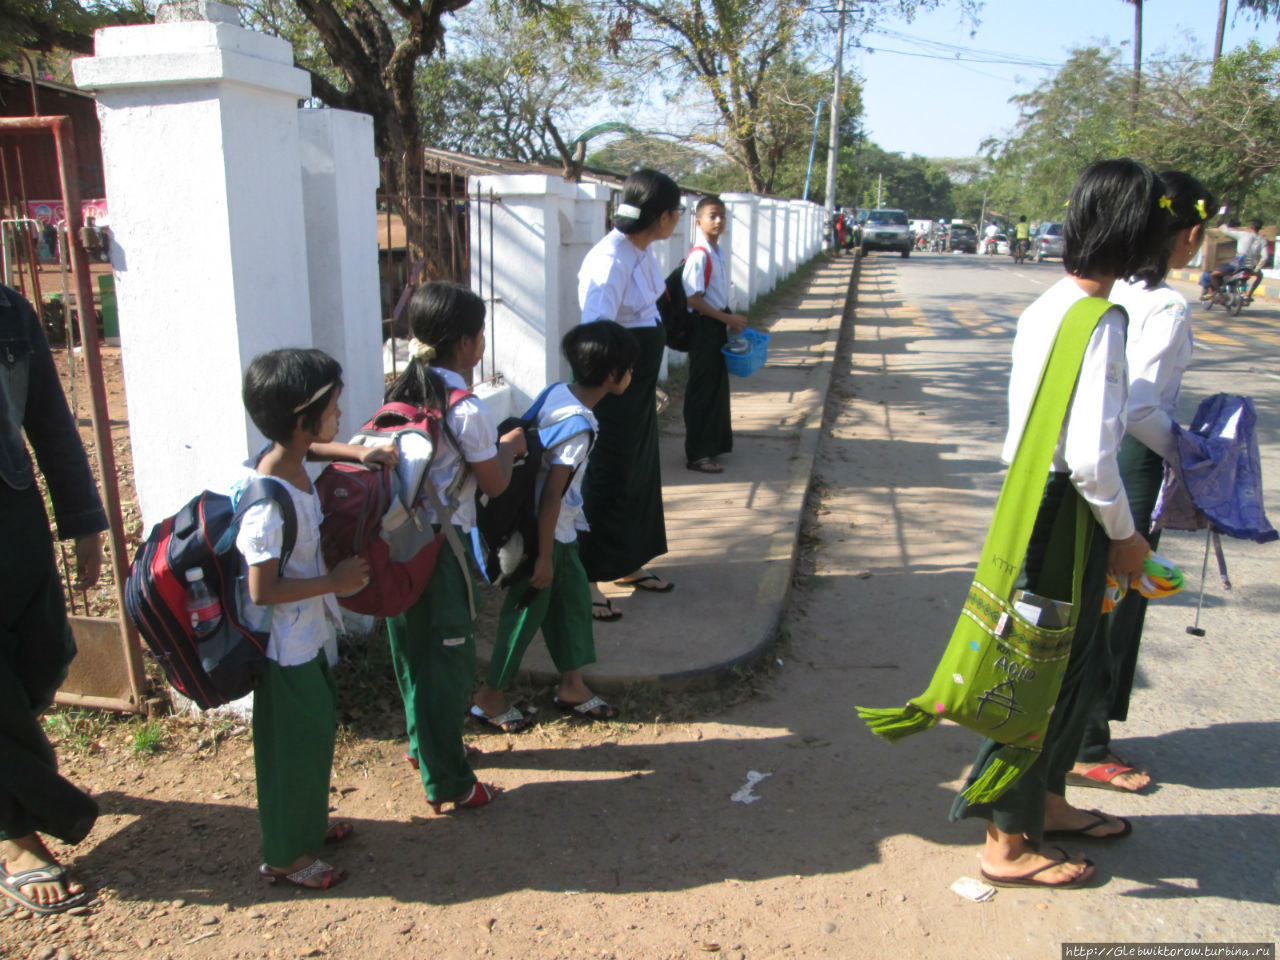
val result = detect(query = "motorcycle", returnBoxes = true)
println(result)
[1201,267,1254,316]
[983,236,999,255]
[1011,237,1029,265]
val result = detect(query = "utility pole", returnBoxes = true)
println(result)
[1213,0,1228,63]
[876,173,883,208]
[823,0,847,249]
[1131,0,1143,117]
[803,100,824,203]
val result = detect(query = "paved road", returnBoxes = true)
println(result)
[782,248,1280,953]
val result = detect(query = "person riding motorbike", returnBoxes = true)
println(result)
[1014,216,1031,261]
[983,221,1000,255]
[1202,218,1265,305]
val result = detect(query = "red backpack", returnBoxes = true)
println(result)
[315,391,472,618]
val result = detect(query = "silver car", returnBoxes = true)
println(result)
[1034,221,1065,262]
[860,208,913,258]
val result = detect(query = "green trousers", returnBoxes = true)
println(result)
[253,654,336,867]
[487,540,597,690]
[950,474,1110,841]
[0,482,98,845]
[1078,435,1164,762]
[683,313,733,464]
[386,536,479,802]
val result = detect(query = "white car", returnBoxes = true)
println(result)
[995,234,1010,256]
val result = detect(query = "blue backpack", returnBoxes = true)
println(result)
[470,384,595,601]
[125,478,296,709]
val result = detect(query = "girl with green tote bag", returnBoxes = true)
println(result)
[861,160,1173,889]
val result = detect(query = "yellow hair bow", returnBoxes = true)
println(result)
[1195,198,1209,220]
[1158,195,1174,214]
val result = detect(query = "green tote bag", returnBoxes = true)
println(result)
[857,297,1113,803]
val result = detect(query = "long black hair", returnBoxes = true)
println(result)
[1132,171,1217,289]
[1063,159,1169,283]
[613,169,683,235]
[385,281,484,409]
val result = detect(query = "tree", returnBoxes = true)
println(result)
[0,0,146,62]
[1216,0,1280,63]
[602,0,975,194]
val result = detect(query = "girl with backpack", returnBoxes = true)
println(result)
[948,159,1171,889]
[1067,172,1218,795]
[384,283,527,808]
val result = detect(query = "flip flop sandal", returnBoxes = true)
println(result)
[429,781,500,814]
[613,574,675,593]
[554,694,619,721]
[1044,808,1133,841]
[592,599,623,622]
[980,854,1095,889]
[1065,761,1151,793]
[323,821,355,845]
[687,458,724,474]
[258,859,346,890]
[0,863,91,915]
[469,703,533,734]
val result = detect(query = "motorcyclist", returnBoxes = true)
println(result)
[1014,216,1031,259]
[983,221,999,254]
[1202,218,1265,303]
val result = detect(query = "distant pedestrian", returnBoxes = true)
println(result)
[0,284,103,915]
[576,169,684,621]
[1068,171,1218,795]
[949,159,1171,890]
[682,195,749,474]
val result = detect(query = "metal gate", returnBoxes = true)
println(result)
[0,115,146,713]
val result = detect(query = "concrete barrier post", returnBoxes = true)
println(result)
[721,192,758,312]
[74,0,314,529]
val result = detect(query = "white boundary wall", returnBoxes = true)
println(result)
[469,176,825,408]
[74,1,383,532]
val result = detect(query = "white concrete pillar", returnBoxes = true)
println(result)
[757,200,776,294]
[563,181,615,383]
[469,174,575,411]
[789,201,805,272]
[298,109,383,429]
[721,193,757,312]
[74,0,314,529]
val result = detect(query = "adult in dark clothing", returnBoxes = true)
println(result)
[0,283,105,914]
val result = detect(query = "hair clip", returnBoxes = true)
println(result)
[616,203,642,219]
[408,337,436,362]
[1158,195,1174,215]
[1063,201,1070,207]
[1195,198,1209,220]
[291,381,336,413]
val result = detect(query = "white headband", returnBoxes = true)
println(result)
[616,203,642,219]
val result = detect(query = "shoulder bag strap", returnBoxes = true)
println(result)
[974,297,1116,606]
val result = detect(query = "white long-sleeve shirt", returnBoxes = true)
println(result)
[578,228,665,329]
[1002,276,1135,541]
[1108,278,1193,463]
[1222,227,1266,268]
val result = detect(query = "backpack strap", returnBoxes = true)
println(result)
[423,481,477,620]
[228,476,298,570]
[521,383,560,422]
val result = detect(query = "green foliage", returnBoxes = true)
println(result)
[130,720,164,757]
[0,0,146,60]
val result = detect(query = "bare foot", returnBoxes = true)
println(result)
[1,835,86,909]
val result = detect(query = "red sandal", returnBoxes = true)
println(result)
[428,782,499,814]
[258,859,347,890]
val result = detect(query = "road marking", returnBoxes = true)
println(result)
[1195,329,1245,346]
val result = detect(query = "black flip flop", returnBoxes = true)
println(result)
[592,599,623,622]
[1044,808,1133,841]
[613,574,674,593]
[980,848,1096,889]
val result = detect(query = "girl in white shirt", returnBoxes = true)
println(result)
[950,159,1172,890]
[383,283,525,809]
[239,348,381,891]
[577,169,684,619]
[1071,172,1218,794]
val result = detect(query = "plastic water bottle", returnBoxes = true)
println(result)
[185,568,222,638]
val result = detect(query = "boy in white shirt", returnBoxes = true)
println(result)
[682,196,749,474]
[472,322,638,723]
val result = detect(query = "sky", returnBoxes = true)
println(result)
[849,0,1274,158]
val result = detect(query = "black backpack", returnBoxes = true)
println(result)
[657,245,713,352]
[470,384,595,606]
[125,478,297,709]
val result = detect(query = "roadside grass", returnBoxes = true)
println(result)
[130,720,165,756]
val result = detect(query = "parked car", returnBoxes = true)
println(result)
[860,208,913,258]
[1034,221,1065,261]
[947,223,978,254]
[994,234,1010,256]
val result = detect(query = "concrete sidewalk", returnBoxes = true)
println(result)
[476,255,856,690]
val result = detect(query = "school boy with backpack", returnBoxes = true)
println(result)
[470,322,639,725]
[683,196,749,474]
